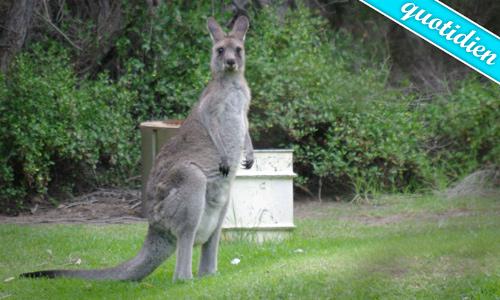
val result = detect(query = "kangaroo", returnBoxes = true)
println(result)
[21,15,253,282]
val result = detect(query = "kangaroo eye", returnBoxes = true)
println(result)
[236,47,242,54]
[217,47,224,55]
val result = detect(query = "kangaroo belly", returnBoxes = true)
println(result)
[195,208,222,244]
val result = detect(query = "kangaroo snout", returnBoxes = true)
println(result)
[225,58,237,71]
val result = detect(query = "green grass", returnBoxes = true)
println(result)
[1,195,499,299]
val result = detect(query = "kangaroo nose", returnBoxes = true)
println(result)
[226,59,235,66]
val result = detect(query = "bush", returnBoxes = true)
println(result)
[116,2,216,122]
[245,7,430,194]
[0,44,137,214]
[246,7,498,195]
[421,78,500,183]
[111,1,499,196]
[1,2,497,212]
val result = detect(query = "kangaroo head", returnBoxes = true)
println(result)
[207,16,249,76]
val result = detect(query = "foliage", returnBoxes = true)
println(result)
[0,1,498,212]
[420,78,500,182]
[245,7,498,194]
[116,1,220,122]
[246,7,430,193]
[0,44,137,213]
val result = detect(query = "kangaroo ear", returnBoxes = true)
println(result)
[229,15,249,41]
[207,17,225,42]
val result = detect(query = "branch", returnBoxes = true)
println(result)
[35,1,82,51]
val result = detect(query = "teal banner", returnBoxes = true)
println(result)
[360,0,500,84]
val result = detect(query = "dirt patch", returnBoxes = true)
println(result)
[0,189,145,225]
[0,192,493,226]
[3,193,338,225]
[293,200,342,220]
[345,213,410,226]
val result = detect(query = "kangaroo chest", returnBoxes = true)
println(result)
[215,84,249,156]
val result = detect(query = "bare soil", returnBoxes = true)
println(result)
[1,193,341,225]
[0,190,491,225]
[0,189,145,225]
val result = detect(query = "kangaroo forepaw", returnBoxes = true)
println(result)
[219,157,230,177]
[241,158,254,169]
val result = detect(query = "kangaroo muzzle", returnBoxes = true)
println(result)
[225,58,237,71]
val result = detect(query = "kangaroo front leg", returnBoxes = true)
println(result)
[241,130,254,169]
[198,203,229,277]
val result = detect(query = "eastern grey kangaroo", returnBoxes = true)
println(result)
[21,15,253,282]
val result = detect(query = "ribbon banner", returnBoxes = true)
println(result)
[360,0,500,84]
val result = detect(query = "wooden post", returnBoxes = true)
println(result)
[139,120,182,213]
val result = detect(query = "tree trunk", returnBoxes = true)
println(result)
[0,0,35,73]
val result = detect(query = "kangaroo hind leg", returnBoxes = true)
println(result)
[166,164,207,281]
[198,201,228,277]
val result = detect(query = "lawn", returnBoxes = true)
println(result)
[1,195,499,299]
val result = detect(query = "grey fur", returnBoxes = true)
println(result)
[21,15,252,282]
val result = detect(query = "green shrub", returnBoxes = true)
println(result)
[114,3,434,194]
[246,7,429,194]
[116,3,497,195]
[421,78,500,182]
[117,2,217,122]
[1,1,497,212]
[0,44,137,213]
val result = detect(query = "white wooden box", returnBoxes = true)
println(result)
[223,150,296,241]
[140,121,296,241]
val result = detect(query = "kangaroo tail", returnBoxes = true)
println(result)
[20,226,176,281]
